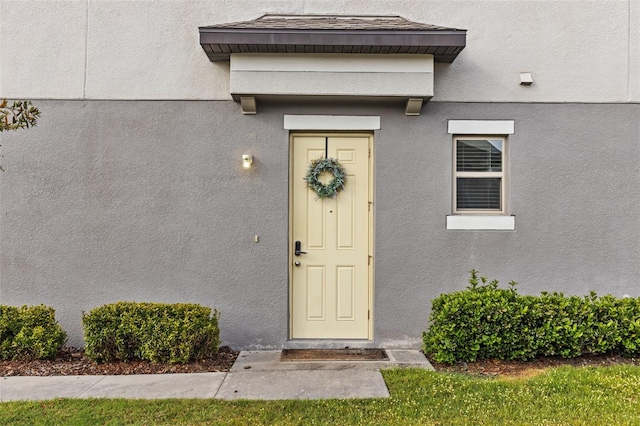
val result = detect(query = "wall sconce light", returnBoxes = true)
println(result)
[519,72,534,85]
[242,154,253,169]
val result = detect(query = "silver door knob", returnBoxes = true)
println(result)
[294,261,301,267]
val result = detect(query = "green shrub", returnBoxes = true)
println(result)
[82,302,220,364]
[616,297,640,356]
[423,271,640,364]
[0,305,67,360]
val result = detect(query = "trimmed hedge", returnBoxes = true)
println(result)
[423,270,640,364]
[0,305,67,360]
[83,302,220,364]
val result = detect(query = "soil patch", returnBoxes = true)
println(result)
[0,346,238,376]
[4,348,638,377]
[281,348,388,362]
[430,354,640,377]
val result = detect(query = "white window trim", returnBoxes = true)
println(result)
[447,120,514,135]
[446,215,515,231]
[284,115,380,130]
[447,119,515,231]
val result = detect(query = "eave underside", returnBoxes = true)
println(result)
[199,29,466,63]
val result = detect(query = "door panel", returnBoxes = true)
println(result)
[336,266,355,320]
[306,266,325,320]
[291,134,371,339]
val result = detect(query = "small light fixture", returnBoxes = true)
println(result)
[242,154,253,169]
[519,72,534,85]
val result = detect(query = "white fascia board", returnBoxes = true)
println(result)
[231,54,433,99]
[446,215,515,231]
[448,120,515,135]
[284,115,380,131]
[232,71,433,98]
[231,53,434,73]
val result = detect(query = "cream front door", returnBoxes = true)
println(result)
[290,134,372,339]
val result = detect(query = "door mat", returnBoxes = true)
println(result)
[280,349,388,362]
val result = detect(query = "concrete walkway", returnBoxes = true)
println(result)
[0,350,433,402]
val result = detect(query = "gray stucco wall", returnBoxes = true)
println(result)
[1,100,639,348]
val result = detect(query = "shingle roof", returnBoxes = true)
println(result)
[202,15,461,32]
[199,14,466,63]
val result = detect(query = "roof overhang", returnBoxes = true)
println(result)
[198,15,467,115]
[199,28,466,63]
[199,15,466,64]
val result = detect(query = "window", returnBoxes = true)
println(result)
[454,136,506,214]
[446,120,515,231]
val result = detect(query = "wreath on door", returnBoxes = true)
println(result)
[304,158,346,199]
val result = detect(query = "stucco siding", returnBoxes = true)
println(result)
[1,100,638,348]
[1,0,638,102]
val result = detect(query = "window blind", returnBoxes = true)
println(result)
[457,178,501,209]
[455,139,504,211]
[456,140,502,172]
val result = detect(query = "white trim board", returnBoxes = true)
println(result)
[232,54,434,100]
[232,53,434,73]
[446,215,516,231]
[448,120,514,135]
[284,115,380,130]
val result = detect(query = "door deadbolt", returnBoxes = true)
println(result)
[294,241,307,256]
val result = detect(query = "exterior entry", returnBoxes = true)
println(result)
[290,134,373,339]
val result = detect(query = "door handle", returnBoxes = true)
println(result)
[294,241,307,256]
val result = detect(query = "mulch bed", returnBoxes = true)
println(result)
[0,346,238,377]
[2,347,639,378]
[430,354,640,377]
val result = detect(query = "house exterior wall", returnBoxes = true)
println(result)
[1,101,638,348]
[1,1,639,349]
[1,1,638,102]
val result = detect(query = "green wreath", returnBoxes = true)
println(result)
[303,158,346,199]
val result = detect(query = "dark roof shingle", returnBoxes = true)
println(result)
[202,14,462,31]
[199,14,466,63]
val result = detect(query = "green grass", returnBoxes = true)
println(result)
[2,366,640,425]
